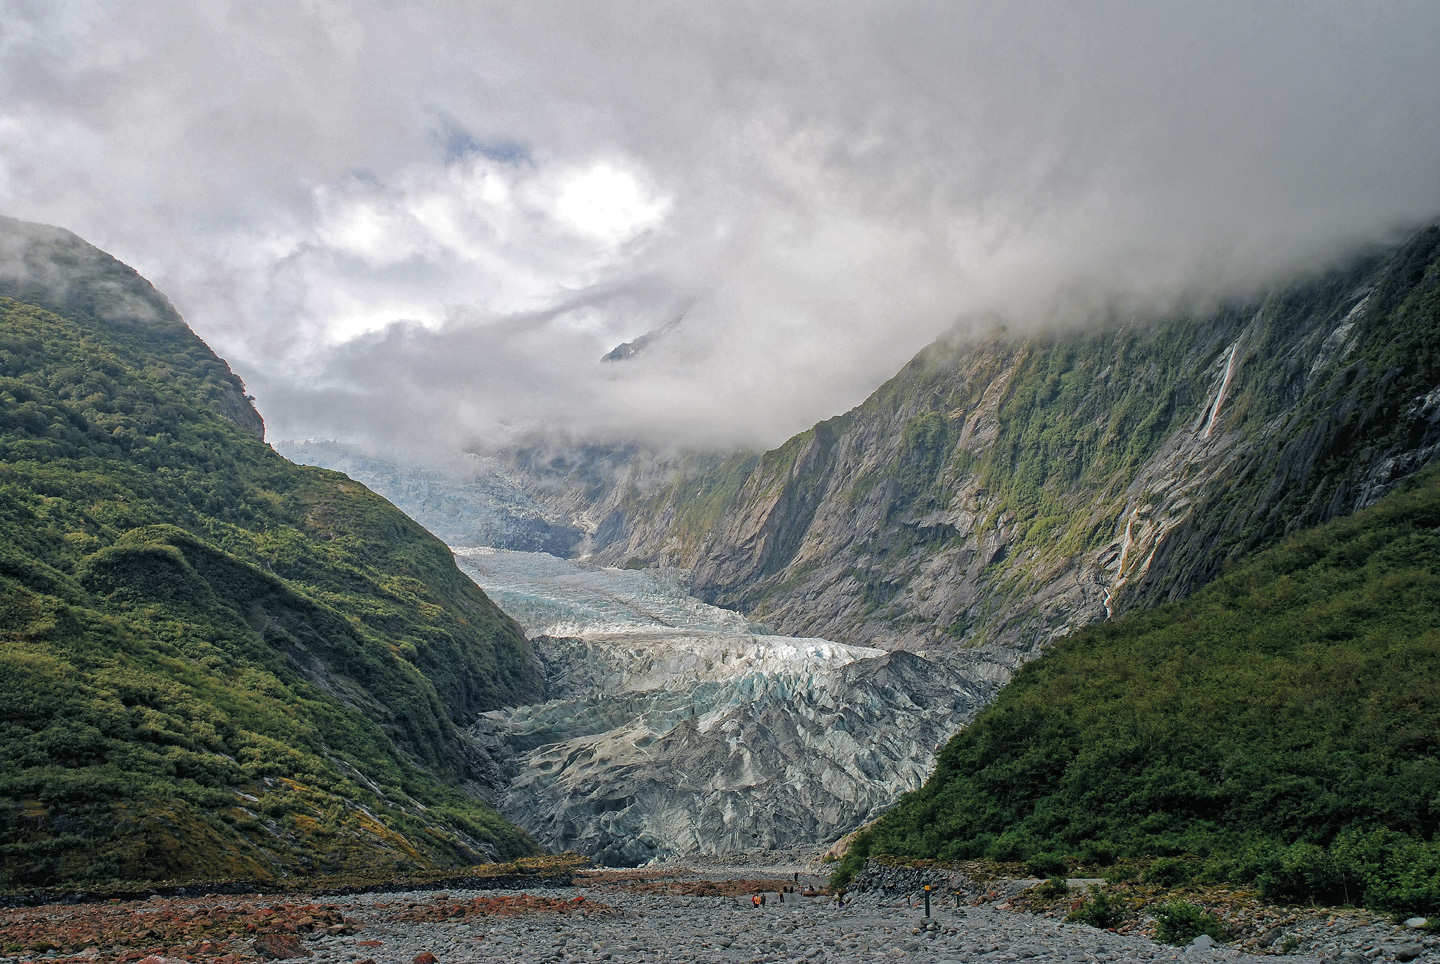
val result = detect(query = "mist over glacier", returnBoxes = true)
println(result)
[454,548,1004,864]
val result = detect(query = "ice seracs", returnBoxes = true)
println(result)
[455,547,997,865]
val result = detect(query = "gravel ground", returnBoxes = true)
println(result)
[3,867,1435,964]
[296,872,1370,964]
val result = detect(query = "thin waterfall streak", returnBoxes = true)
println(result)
[1202,341,1241,439]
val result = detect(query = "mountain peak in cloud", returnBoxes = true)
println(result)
[602,314,685,363]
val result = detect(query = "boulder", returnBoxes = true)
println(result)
[251,935,312,960]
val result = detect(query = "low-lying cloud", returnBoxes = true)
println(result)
[2,1,1438,454]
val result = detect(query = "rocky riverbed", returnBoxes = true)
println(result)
[3,866,1435,964]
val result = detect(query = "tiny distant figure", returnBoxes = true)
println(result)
[752,893,763,908]
[835,889,847,908]
[803,886,817,897]
[778,890,784,904]
[793,872,800,883]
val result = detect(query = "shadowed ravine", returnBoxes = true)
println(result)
[455,548,1007,866]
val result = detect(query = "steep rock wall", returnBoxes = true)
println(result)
[513,227,1440,654]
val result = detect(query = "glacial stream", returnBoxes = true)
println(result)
[454,547,999,866]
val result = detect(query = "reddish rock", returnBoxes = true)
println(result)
[413,953,439,964]
[356,940,383,948]
[252,934,313,959]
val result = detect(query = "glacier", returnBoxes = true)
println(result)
[455,547,1001,865]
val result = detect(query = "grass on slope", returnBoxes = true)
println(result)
[0,234,541,890]
[846,470,1440,916]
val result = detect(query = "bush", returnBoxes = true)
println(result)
[1254,841,1349,906]
[985,831,1035,863]
[1334,831,1440,916]
[1026,851,1070,878]
[1033,876,1070,898]
[829,832,871,891]
[1066,886,1125,930]
[1103,862,1140,885]
[1151,899,1227,946]
[1143,856,1191,888]
[1079,840,1119,866]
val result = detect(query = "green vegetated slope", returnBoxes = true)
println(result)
[857,469,1440,915]
[0,217,541,890]
[581,224,1440,656]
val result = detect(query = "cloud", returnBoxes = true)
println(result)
[2,1,1438,453]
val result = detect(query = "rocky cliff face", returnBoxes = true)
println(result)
[458,549,1005,865]
[508,226,1440,655]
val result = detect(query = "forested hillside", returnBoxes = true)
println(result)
[0,217,541,889]
[850,469,1440,915]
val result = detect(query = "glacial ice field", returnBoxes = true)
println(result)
[453,547,1000,866]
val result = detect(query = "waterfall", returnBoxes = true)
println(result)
[1201,340,1241,439]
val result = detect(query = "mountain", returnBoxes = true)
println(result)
[506,224,1440,659]
[0,217,541,890]
[276,440,584,556]
[276,223,1440,868]
[600,315,684,363]
[851,467,1440,916]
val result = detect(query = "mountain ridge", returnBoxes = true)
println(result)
[850,465,1440,916]
[0,216,541,889]
[482,224,1440,661]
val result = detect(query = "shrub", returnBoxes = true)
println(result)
[1066,886,1125,930]
[1079,840,1119,866]
[985,831,1035,863]
[829,832,871,891]
[1033,876,1070,898]
[1143,856,1191,888]
[1026,851,1070,878]
[1336,832,1440,917]
[1151,899,1227,946]
[1254,841,1352,907]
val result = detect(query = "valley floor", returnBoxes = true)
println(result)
[4,866,1434,964]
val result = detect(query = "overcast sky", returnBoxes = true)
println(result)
[3,2,1438,455]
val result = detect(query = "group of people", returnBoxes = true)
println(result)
[749,874,838,908]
